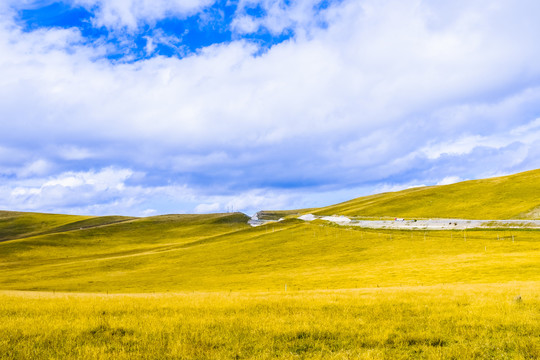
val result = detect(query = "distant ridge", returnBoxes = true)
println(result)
[312,168,540,220]
[0,211,248,243]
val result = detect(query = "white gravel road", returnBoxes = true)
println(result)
[301,215,540,229]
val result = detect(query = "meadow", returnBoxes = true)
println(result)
[2,283,539,359]
[1,169,540,358]
[2,214,540,292]
[1,214,540,358]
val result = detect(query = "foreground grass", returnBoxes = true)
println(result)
[1,283,539,359]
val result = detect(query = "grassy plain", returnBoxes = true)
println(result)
[2,283,539,359]
[2,166,540,359]
[2,214,540,292]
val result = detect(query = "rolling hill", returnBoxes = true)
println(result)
[1,168,540,294]
[312,168,540,219]
[2,171,540,358]
[1,209,539,293]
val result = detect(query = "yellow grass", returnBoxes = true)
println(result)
[2,216,539,292]
[313,168,540,219]
[1,283,539,359]
[2,168,540,358]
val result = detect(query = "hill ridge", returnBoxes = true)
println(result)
[309,168,540,220]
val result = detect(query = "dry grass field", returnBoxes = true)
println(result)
[1,283,539,359]
[1,170,540,358]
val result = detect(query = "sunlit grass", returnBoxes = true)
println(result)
[1,216,539,292]
[313,168,540,219]
[1,208,540,358]
[1,283,539,359]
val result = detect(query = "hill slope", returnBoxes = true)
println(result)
[1,209,539,293]
[1,169,540,293]
[1,173,540,359]
[313,168,540,219]
[0,211,91,242]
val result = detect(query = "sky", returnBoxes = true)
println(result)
[1,0,540,217]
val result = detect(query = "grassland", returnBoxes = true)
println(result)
[2,213,540,292]
[313,168,540,219]
[1,212,540,358]
[0,211,93,241]
[2,169,540,358]
[2,283,539,359]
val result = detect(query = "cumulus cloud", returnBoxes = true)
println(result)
[2,0,540,215]
[0,166,307,216]
[3,168,133,211]
[232,0,329,36]
[72,0,216,30]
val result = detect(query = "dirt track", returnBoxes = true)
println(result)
[250,214,540,230]
[315,216,540,230]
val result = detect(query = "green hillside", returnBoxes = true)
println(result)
[313,168,540,219]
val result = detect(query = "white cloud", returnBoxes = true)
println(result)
[231,15,260,34]
[194,202,220,213]
[192,189,299,215]
[2,167,134,212]
[17,159,53,178]
[232,0,328,36]
[0,166,307,216]
[2,0,540,214]
[141,208,157,216]
[43,168,133,190]
[420,111,540,160]
[6,0,540,150]
[73,0,216,30]
[143,29,184,56]
[437,176,462,186]
[54,145,96,161]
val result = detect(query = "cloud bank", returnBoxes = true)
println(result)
[1,0,540,215]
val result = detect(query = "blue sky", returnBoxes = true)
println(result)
[1,0,540,216]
